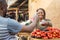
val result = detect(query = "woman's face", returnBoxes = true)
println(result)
[37,10,44,19]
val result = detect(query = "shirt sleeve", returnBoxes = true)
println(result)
[7,18,22,34]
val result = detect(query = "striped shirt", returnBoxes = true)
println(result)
[0,16,22,40]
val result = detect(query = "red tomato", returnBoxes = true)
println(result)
[47,34,52,39]
[58,35,60,38]
[36,34,41,38]
[36,29,40,32]
[42,36,48,39]
[36,32,41,35]
[41,33,46,37]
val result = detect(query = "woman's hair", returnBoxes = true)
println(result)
[36,8,46,19]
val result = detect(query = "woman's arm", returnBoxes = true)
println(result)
[46,19,52,27]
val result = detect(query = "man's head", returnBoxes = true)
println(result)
[0,0,7,17]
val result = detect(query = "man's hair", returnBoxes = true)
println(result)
[0,0,7,9]
[0,0,7,17]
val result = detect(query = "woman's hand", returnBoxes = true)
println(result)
[33,13,39,22]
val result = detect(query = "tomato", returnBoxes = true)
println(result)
[31,28,60,39]
[41,33,46,37]
[36,29,40,32]
[58,35,60,38]
[36,32,41,35]
[36,34,41,38]
[42,36,48,39]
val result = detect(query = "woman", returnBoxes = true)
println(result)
[25,8,52,31]
[36,8,52,30]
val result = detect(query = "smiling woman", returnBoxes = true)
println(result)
[36,8,52,30]
[29,0,60,28]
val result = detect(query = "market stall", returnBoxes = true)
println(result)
[6,0,60,40]
[8,0,28,21]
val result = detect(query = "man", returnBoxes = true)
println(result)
[0,0,39,40]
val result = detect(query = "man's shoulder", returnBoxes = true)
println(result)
[0,17,9,24]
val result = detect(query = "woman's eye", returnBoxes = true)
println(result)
[41,12,43,13]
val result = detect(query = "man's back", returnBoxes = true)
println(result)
[0,16,10,40]
[0,16,21,40]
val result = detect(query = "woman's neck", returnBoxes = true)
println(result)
[39,18,44,21]
[40,18,43,20]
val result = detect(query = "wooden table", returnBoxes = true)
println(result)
[17,32,30,40]
[28,36,60,40]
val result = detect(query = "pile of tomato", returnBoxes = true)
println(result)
[31,27,60,39]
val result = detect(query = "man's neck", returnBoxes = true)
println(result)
[0,13,4,17]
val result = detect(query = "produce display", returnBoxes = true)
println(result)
[31,27,60,39]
